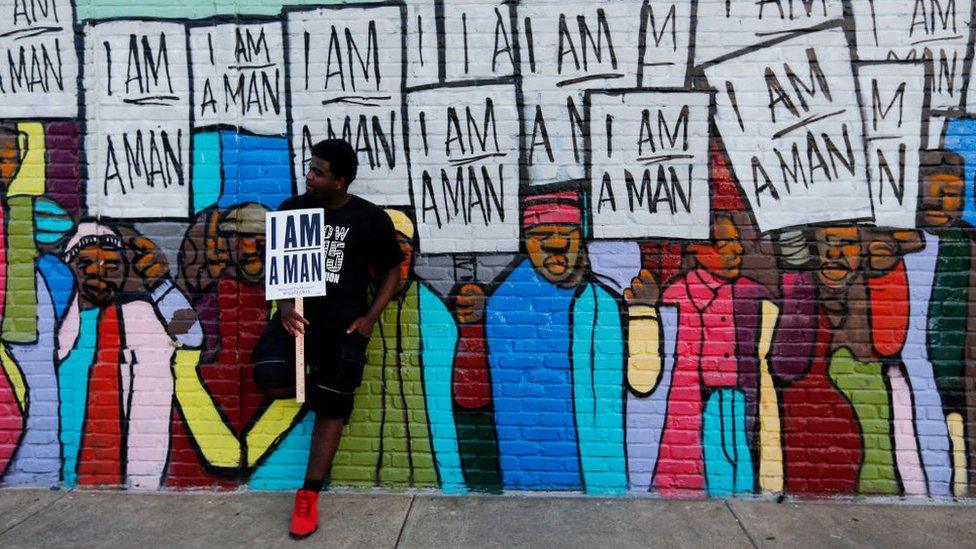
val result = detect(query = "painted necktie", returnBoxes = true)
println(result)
[77,304,123,486]
[452,321,501,492]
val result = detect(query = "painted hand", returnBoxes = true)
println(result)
[866,229,922,274]
[453,283,487,324]
[129,236,169,290]
[624,269,659,307]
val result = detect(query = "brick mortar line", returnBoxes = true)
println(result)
[0,490,70,539]
[724,500,759,549]
[393,494,416,549]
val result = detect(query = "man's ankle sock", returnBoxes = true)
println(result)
[302,478,325,492]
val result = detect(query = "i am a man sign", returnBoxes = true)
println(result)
[265,208,328,402]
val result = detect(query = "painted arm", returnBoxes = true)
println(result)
[624,269,663,396]
[1,123,46,343]
[150,278,203,348]
[757,300,784,493]
[2,196,37,343]
[172,348,302,469]
[627,305,662,395]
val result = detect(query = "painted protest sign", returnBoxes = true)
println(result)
[286,5,409,206]
[190,21,287,135]
[589,90,711,240]
[927,113,950,149]
[405,0,516,86]
[703,25,873,233]
[850,0,973,113]
[405,0,439,87]
[857,62,929,228]
[408,82,521,254]
[264,209,327,300]
[442,0,515,81]
[85,21,192,219]
[517,0,689,186]
[693,0,844,64]
[637,0,694,88]
[0,0,78,118]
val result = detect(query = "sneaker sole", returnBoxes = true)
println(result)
[288,526,317,540]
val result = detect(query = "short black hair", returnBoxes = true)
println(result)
[920,149,964,180]
[311,139,358,186]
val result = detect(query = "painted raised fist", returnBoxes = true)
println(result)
[128,235,170,290]
[624,269,659,308]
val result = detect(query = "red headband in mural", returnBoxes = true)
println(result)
[522,191,582,227]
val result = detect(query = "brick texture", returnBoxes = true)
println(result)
[0,0,974,500]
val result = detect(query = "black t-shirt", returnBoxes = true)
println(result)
[277,193,404,332]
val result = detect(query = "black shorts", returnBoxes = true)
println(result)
[306,330,370,423]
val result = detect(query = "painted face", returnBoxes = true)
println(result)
[692,216,743,280]
[205,211,232,280]
[814,226,862,290]
[305,156,345,202]
[524,224,582,285]
[69,241,127,307]
[0,129,22,188]
[228,232,266,284]
[453,283,486,324]
[866,231,898,273]
[919,173,965,229]
[395,233,414,292]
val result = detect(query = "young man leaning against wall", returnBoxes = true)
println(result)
[276,139,404,539]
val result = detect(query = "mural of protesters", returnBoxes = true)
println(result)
[449,281,502,493]
[907,150,976,497]
[168,203,304,488]
[57,221,200,489]
[331,209,439,488]
[486,191,626,494]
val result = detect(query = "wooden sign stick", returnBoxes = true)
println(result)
[295,297,306,403]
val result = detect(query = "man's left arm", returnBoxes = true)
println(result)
[347,262,400,337]
[347,211,405,337]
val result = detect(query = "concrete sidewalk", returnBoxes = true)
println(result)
[0,489,973,548]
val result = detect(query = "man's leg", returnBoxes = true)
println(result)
[291,414,345,539]
[305,414,345,484]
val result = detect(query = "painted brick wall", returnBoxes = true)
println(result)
[1,0,975,499]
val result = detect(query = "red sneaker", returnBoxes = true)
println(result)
[289,489,319,539]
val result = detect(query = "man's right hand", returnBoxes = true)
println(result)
[279,302,309,336]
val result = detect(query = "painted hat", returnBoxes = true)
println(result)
[385,208,415,240]
[219,203,268,235]
[521,191,582,227]
[61,221,122,263]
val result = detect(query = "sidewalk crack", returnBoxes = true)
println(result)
[724,500,759,549]
[393,494,416,549]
